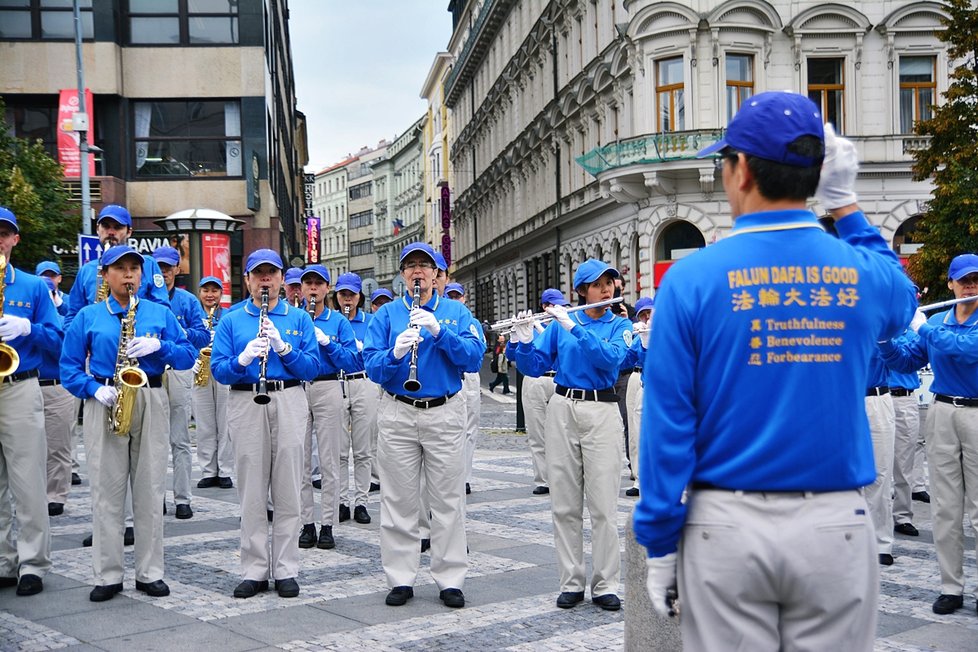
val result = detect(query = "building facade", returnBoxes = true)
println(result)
[314,158,354,278]
[444,0,949,323]
[421,52,455,268]
[345,142,387,282]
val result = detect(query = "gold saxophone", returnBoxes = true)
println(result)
[0,254,21,378]
[111,284,148,436]
[193,306,216,387]
[95,266,110,302]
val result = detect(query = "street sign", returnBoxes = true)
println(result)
[78,234,102,266]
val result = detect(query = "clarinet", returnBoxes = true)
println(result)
[254,287,271,405]
[339,304,350,399]
[402,280,422,392]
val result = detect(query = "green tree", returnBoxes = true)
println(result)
[0,98,79,271]
[909,0,978,301]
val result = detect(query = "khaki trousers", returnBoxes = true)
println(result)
[339,376,377,508]
[865,395,895,555]
[462,372,481,483]
[926,401,978,596]
[301,380,344,525]
[546,394,622,596]
[377,392,467,590]
[166,368,193,505]
[913,407,930,493]
[625,371,643,482]
[84,386,169,584]
[678,489,878,652]
[228,385,307,581]
[0,378,51,579]
[192,378,233,478]
[891,393,920,525]
[521,374,554,487]
[42,383,76,505]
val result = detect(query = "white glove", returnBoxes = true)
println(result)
[314,327,331,347]
[646,553,679,619]
[634,322,651,349]
[410,308,441,337]
[94,385,118,408]
[237,337,268,367]
[52,292,64,308]
[815,123,859,210]
[126,336,161,358]
[192,358,203,375]
[546,305,575,331]
[909,309,928,333]
[393,328,422,360]
[262,317,287,354]
[355,338,364,352]
[0,315,31,341]
[511,311,535,344]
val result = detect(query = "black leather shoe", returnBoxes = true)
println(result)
[163,501,167,515]
[267,509,274,522]
[465,483,471,495]
[71,472,82,486]
[625,487,640,497]
[48,502,64,516]
[0,576,17,588]
[135,579,170,597]
[298,523,317,548]
[532,486,550,495]
[933,593,963,614]
[317,525,335,549]
[175,504,193,519]
[369,482,381,493]
[894,522,919,536]
[124,526,134,546]
[385,585,413,606]
[16,574,43,596]
[218,476,233,489]
[275,577,299,598]
[233,579,268,598]
[338,504,350,522]
[420,538,430,553]
[312,478,322,490]
[556,591,585,608]
[197,476,219,489]
[912,491,931,503]
[879,553,895,566]
[82,533,93,547]
[593,593,621,611]
[439,588,465,608]
[354,505,371,524]
[89,583,123,602]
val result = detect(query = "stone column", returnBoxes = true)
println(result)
[625,513,682,651]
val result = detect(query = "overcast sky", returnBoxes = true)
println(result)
[289,1,454,172]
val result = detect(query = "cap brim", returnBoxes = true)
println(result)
[335,284,360,293]
[0,218,19,233]
[951,266,978,280]
[300,271,329,283]
[696,138,728,159]
[104,252,144,266]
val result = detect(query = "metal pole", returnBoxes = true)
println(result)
[74,0,91,235]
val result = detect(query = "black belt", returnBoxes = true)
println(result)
[890,388,914,397]
[692,481,827,495]
[1,369,39,384]
[386,391,457,409]
[345,371,368,380]
[311,373,339,382]
[934,393,978,408]
[866,386,890,397]
[628,367,642,374]
[94,375,163,388]
[230,380,301,392]
[542,371,557,377]
[38,379,61,387]
[555,385,618,402]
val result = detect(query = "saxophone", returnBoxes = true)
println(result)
[193,306,216,387]
[0,254,21,378]
[95,266,109,302]
[111,284,148,436]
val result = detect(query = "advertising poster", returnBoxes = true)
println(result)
[306,216,321,264]
[57,89,95,178]
[202,233,232,306]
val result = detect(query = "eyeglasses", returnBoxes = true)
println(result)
[401,261,435,270]
[713,149,740,171]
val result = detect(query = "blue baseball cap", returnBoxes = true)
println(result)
[36,261,61,276]
[399,242,437,266]
[948,254,978,280]
[433,251,448,271]
[152,245,180,267]
[334,272,362,294]
[284,267,304,285]
[101,244,143,267]
[445,282,464,297]
[573,259,620,288]
[0,207,18,233]
[697,91,824,167]
[97,204,133,227]
[541,288,569,306]
[245,249,284,273]
[635,297,655,315]
[370,288,394,303]
[301,265,330,283]
[199,275,223,288]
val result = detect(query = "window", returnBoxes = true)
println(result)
[0,0,93,40]
[350,240,374,257]
[3,99,58,158]
[349,210,373,229]
[127,0,238,45]
[899,56,936,134]
[133,100,242,178]
[726,54,753,119]
[656,57,685,132]
[349,182,372,200]
[807,58,844,132]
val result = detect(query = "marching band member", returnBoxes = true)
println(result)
[0,207,61,596]
[512,259,631,612]
[880,253,978,616]
[887,330,924,538]
[370,288,394,311]
[622,296,654,497]
[367,287,394,492]
[284,267,304,307]
[61,244,196,602]
[364,242,483,609]
[153,246,209,520]
[636,94,916,649]
[445,282,484,495]
[193,276,234,490]
[333,272,377,525]
[297,266,357,550]
[35,261,68,318]
[866,351,896,565]
[210,249,319,599]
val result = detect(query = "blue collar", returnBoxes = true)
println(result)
[573,307,614,325]
[105,294,138,316]
[401,293,439,311]
[244,299,290,317]
[3,265,15,284]
[730,209,824,237]
[942,305,978,326]
[313,308,333,322]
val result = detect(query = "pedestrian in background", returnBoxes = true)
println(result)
[488,334,510,394]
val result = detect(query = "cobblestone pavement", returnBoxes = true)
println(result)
[0,385,975,650]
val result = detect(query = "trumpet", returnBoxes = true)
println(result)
[254,287,271,405]
[402,280,422,392]
[490,297,624,334]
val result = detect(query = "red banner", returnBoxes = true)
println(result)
[201,233,231,307]
[306,216,321,264]
[57,89,95,178]
[440,185,452,267]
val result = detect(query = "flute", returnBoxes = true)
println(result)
[919,294,978,312]
[339,304,350,399]
[254,287,271,405]
[402,280,422,392]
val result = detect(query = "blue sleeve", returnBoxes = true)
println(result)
[182,294,211,350]
[156,309,197,371]
[56,298,69,318]
[569,318,630,373]
[210,316,249,385]
[279,312,319,381]
[23,278,63,354]
[60,311,100,399]
[917,320,978,364]
[64,265,90,330]
[621,337,644,370]
[363,306,404,384]
[878,334,929,374]
[141,258,171,308]
[513,324,557,378]
[432,309,484,373]
[325,316,358,372]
